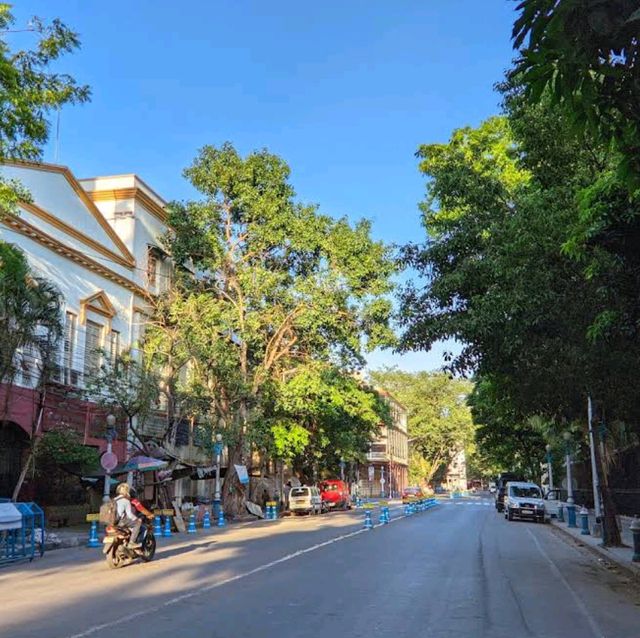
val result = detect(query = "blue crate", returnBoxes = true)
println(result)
[0,499,45,566]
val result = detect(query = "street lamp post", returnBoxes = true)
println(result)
[213,433,223,518]
[563,431,577,528]
[102,414,117,503]
[545,444,554,492]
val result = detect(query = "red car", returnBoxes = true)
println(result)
[319,480,351,510]
[402,486,425,503]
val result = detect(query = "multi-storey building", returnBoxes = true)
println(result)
[360,388,409,498]
[0,161,209,500]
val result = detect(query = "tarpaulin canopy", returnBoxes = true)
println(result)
[120,456,168,472]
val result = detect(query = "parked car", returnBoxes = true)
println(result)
[289,486,323,515]
[503,481,545,523]
[494,472,525,512]
[402,486,425,503]
[489,482,497,494]
[319,480,351,510]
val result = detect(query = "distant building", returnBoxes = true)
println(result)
[444,448,467,492]
[359,389,408,498]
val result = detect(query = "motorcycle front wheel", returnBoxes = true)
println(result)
[106,546,125,569]
[141,534,156,562]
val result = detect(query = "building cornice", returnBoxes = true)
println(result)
[20,200,134,269]
[86,187,168,224]
[2,213,148,298]
[1,159,137,264]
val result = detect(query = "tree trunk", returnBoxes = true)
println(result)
[12,386,47,501]
[593,434,621,546]
[221,442,248,517]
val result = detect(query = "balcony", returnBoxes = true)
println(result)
[366,451,389,462]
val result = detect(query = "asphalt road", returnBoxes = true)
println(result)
[2,497,639,638]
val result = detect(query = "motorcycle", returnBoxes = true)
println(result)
[102,518,156,569]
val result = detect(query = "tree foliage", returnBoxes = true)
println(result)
[0,5,89,210]
[512,0,640,184]
[0,240,62,388]
[147,143,396,511]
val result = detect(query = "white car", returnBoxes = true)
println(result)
[504,481,545,523]
[288,486,323,515]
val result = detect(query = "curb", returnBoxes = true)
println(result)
[550,520,640,582]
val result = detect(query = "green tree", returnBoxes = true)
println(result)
[512,0,640,184]
[0,5,89,210]
[264,364,389,483]
[84,351,161,455]
[148,143,396,513]
[370,369,474,486]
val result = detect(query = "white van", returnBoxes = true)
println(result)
[288,486,323,515]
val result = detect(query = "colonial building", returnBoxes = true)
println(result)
[0,161,209,500]
[360,389,409,498]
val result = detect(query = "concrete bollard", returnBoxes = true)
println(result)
[630,516,640,562]
[557,504,564,523]
[364,510,373,530]
[163,515,172,537]
[579,506,590,535]
[566,503,577,528]
[217,508,226,528]
[203,509,211,529]
[187,513,197,534]
[86,521,100,548]
[153,515,163,537]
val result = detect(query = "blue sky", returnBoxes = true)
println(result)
[13,1,517,371]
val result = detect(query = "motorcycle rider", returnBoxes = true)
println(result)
[114,482,153,549]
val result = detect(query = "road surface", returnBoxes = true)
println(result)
[2,497,639,638]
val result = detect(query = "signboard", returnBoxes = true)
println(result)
[380,477,386,485]
[86,513,100,522]
[213,442,224,456]
[100,451,118,472]
[368,465,375,481]
[234,464,250,485]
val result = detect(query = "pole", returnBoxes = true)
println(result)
[214,433,222,518]
[102,433,112,504]
[565,444,574,505]
[587,396,603,520]
[546,449,554,492]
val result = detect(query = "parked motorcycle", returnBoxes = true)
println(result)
[102,519,156,569]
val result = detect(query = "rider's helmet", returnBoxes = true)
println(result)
[116,482,131,497]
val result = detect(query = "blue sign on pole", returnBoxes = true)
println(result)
[213,442,224,456]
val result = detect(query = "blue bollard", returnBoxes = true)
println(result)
[557,504,564,523]
[404,502,411,516]
[163,515,172,537]
[153,515,162,537]
[187,512,197,534]
[203,509,211,529]
[579,506,590,535]
[364,510,373,530]
[86,521,100,548]
[217,508,226,528]
[383,506,390,523]
[566,503,577,528]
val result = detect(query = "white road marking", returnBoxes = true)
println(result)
[527,528,605,638]
[66,513,412,638]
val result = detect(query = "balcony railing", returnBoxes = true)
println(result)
[366,451,389,461]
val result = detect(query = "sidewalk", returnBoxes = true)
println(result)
[550,516,640,580]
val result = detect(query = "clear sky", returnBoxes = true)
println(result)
[12,1,517,372]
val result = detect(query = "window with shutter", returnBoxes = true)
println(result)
[109,330,120,365]
[63,312,76,383]
[84,320,103,378]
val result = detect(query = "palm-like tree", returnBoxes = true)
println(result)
[0,240,63,387]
